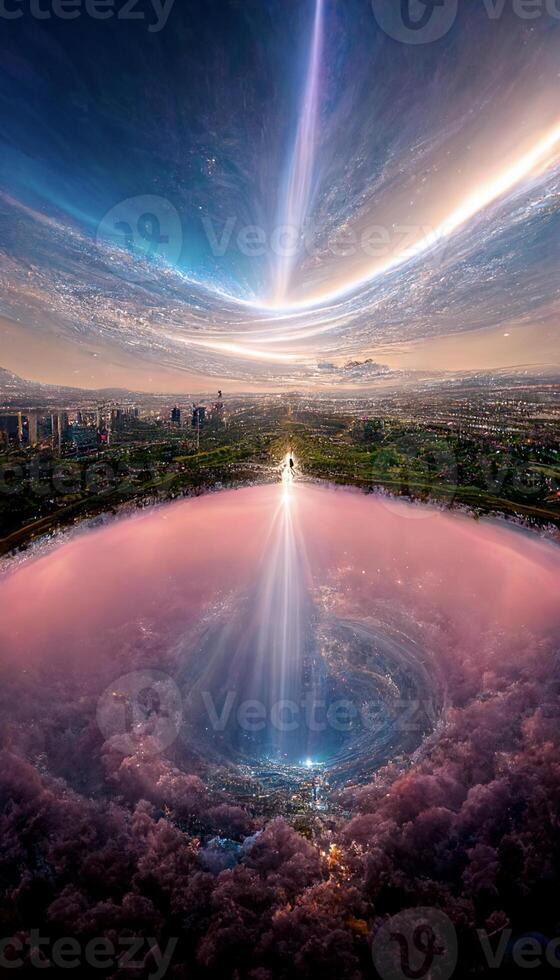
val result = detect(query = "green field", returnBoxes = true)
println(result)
[291,428,560,527]
[1,406,558,555]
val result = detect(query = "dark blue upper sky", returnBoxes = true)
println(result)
[0,0,559,391]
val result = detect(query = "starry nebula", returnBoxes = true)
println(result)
[0,0,559,390]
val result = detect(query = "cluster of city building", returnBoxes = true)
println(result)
[0,391,225,455]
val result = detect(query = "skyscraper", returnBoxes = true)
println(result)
[51,412,69,453]
[192,405,206,428]
[27,412,38,447]
[0,414,20,446]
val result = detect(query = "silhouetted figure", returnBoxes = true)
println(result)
[289,457,294,469]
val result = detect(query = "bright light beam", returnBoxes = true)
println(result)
[272,0,324,304]
[263,120,560,313]
[281,451,296,505]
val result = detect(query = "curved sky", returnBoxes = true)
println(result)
[0,0,559,393]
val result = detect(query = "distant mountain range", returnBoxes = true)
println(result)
[0,367,190,407]
[1,365,558,410]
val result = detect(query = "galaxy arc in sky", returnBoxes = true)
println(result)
[0,0,559,389]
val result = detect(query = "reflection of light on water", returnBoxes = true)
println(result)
[201,446,312,765]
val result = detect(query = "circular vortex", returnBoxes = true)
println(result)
[181,608,444,790]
